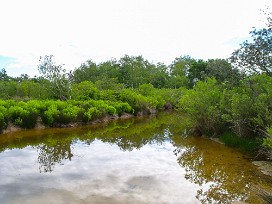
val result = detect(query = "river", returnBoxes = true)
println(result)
[0,112,271,204]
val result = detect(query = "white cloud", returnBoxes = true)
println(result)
[0,0,271,76]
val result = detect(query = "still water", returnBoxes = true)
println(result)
[0,112,271,204]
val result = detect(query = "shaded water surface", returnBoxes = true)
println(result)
[0,112,271,204]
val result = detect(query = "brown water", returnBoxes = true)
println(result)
[0,112,271,204]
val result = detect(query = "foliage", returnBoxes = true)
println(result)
[72,81,99,100]
[0,68,9,81]
[0,106,8,133]
[187,60,208,87]
[109,101,133,116]
[168,56,192,88]
[262,127,272,159]
[206,59,243,86]
[178,78,226,136]
[219,132,261,152]
[119,88,158,114]
[8,103,39,129]
[73,60,98,83]
[82,107,100,122]
[38,55,71,100]
[230,12,272,76]
[227,74,272,137]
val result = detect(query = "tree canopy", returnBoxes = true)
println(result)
[230,11,272,76]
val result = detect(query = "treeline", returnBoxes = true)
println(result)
[0,55,241,100]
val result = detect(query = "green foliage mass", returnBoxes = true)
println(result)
[0,84,175,130]
[8,102,39,129]
[178,78,226,136]
[178,75,272,138]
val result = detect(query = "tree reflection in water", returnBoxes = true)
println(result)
[37,140,73,173]
[172,136,265,204]
[34,115,170,172]
[0,112,270,203]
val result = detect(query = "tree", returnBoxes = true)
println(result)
[73,60,98,83]
[97,59,120,81]
[206,59,243,86]
[149,63,169,88]
[72,81,99,100]
[118,55,153,88]
[0,68,9,81]
[230,11,272,76]
[169,56,192,88]
[187,60,208,87]
[38,55,70,100]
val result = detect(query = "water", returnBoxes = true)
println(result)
[0,112,271,204]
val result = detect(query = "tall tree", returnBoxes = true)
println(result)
[38,55,70,100]
[169,56,192,88]
[118,55,152,88]
[0,68,9,81]
[206,59,243,86]
[73,60,98,83]
[149,63,169,88]
[187,60,208,87]
[230,10,272,75]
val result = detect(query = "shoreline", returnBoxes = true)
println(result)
[2,112,136,135]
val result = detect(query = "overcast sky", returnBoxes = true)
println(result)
[0,0,271,77]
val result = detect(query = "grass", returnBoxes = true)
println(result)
[219,132,262,152]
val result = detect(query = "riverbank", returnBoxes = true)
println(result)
[2,112,136,135]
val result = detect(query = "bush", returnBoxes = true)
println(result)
[110,102,133,116]
[119,89,158,114]
[42,105,60,126]
[72,81,100,100]
[42,103,83,126]
[8,105,38,129]
[0,106,8,133]
[178,78,226,136]
[225,74,272,137]
[262,127,272,159]
[60,105,83,124]
[83,107,99,122]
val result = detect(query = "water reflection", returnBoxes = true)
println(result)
[37,141,73,173]
[171,135,271,203]
[0,112,271,204]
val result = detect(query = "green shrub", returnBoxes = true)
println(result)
[224,74,272,137]
[60,105,83,124]
[72,81,100,100]
[105,105,116,115]
[110,102,133,116]
[42,105,60,126]
[178,78,226,136]
[0,112,6,133]
[100,90,119,101]
[119,89,158,114]
[137,84,156,97]
[83,107,99,122]
[9,105,38,129]
[0,106,8,132]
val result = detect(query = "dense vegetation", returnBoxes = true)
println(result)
[0,11,272,159]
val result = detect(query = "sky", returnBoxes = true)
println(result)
[0,0,271,77]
